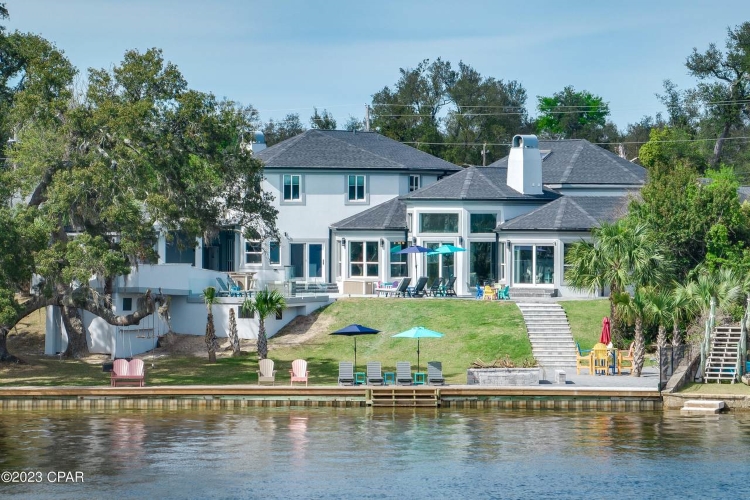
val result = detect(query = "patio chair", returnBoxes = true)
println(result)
[366,361,384,385]
[111,358,145,387]
[575,342,592,375]
[375,280,398,297]
[393,277,412,297]
[214,277,232,297]
[429,277,446,297]
[225,275,244,297]
[475,284,484,299]
[497,285,510,300]
[410,277,429,298]
[483,285,495,300]
[444,276,457,296]
[427,361,445,385]
[618,343,635,374]
[337,361,354,386]
[289,359,309,386]
[591,343,612,375]
[257,359,277,385]
[396,361,413,385]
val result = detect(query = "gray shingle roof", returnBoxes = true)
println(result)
[256,130,461,172]
[401,166,559,201]
[488,139,646,185]
[330,197,407,230]
[497,196,630,231]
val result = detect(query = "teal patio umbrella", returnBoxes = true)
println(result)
[428,244,466,255]
[391,326,444,372]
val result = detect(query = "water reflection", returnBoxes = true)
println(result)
[0,408,749,498]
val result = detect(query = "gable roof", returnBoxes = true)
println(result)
[401,166,559,201]
[488,139,646,186]
[330,197,407,231]
[256,129,461,172]
[497,196,630,232]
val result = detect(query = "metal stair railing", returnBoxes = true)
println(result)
[738,296,749,380]
[700,298,716,382]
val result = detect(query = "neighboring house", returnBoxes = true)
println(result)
[331,135,646,297]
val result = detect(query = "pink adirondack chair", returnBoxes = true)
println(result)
[289,359,309,386]
[128,359,145,387]
[111,359,129,386]
[110,358,146,387]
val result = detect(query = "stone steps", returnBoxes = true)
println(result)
[517,303,576,369]
[680,399,725,415]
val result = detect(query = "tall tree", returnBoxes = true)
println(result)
[344,115,364,132]
[310,107,336,130]
[685,22,750,167]
[262,113,305,146]
[443,61,527,165]
[536,86,615,145]
[227,306,240,357]
[370,58,455,158]
[242,289,285,360]
[0,34,277,360]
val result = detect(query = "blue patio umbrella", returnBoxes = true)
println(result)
[391,326,444,372]
[331,324,381,369]
[428,244,466,255]
[395,245,432,278]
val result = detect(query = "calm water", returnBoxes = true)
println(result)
[1,408,749,499]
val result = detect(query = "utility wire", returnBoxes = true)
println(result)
[400,136,750,147]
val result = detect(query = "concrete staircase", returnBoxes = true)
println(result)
[704,325,742,383]
[680,399,725,415]
[517,303,576,369]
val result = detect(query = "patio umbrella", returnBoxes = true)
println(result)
[331,324,381,369]
[599,317,611,345]
[395,245,431,277]
[428,244,466,255]
[391,326,444,372]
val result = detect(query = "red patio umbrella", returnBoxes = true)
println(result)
[599,317,611,345]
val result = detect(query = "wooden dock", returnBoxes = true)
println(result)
[0,385,662,411]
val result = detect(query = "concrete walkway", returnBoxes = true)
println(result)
[539,366,660,389]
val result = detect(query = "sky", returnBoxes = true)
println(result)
[6,0,750,130]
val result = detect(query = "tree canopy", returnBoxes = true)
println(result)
[0,10,277,360]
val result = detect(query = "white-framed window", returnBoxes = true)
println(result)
[350,241,379,277]
[409,175,420,192]
[499,242,505,281]
[283,174,301,201]
[347,175,366,202]
[245,241,262,264]
[269,241,280,265]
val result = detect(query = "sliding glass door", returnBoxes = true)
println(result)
[512,244,555,286]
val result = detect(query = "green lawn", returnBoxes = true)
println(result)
[559,299,610,349]
[679,382,750,395]
[1,298,613,386]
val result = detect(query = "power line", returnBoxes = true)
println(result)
[399,136,750,147]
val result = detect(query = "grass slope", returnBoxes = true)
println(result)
[559,299,610,349]
[1,298,531,386]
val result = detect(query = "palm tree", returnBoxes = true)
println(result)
[203,286,219,363]
[683,267,742,319]
[671,283,693,347]
[566,219,672,346]
[615,287,651,377]
[646,288,673,352]
[242,288,286,360]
